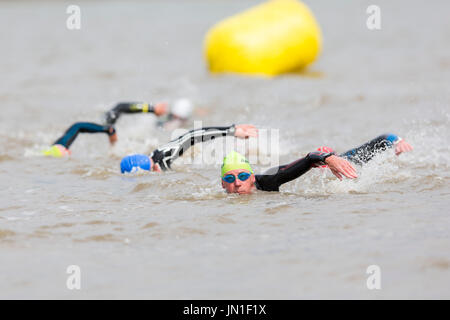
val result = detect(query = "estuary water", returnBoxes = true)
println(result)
[0,0,449,299]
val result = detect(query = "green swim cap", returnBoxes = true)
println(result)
[221,151,253,177]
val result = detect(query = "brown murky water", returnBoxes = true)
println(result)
[0,0,449,299]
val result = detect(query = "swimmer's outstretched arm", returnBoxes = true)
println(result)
[254,133,412,192]
[53,122,117,149]
[340,133,413,164]
[105,102,167,125]
[254,151,342,192]
[150,124,257,170]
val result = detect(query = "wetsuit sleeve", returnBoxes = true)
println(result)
[105,102,155,125]
[150,125,236,170]
[254,151,335,192]
[53,122,115,149]
[340,133,401,164]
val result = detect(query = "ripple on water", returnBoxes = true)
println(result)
[132,182,154,193]
[83,220,120,226]
[0,155,15,162]
[39,222,76,229]
[142,222,159,229]
[0,206,23,212]
[213,215,236,224]
[70,166,116,180]
[76,234,123,243]
[0,229,16,239]
[264,204,293,215]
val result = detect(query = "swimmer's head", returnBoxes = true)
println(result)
[120,154,152,173]
[221,151,253,177]
[221,151,255,194]
[171,98,193,120]
[42,145,71,158]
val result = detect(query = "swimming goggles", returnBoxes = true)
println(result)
[222,172,251,183]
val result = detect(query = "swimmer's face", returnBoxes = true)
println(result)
[221,169,255,195]
[152,162,161,172]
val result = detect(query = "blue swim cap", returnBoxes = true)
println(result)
[120,154,152,173]
[385,134,399,144]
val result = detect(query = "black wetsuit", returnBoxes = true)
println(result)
[254,151,336,192]
[53,122,115,149]
[105,102,158,125]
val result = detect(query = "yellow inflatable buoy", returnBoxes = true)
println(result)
[204,0,322,76]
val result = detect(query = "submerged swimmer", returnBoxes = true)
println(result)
[120,124,258,172]
[40,99,188,158]
[42,122,117,157]
[105,99,193,130]
[104,102,168,126]
[158,98,194,131]
[121,131,413,194]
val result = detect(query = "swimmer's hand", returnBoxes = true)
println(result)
[154,102,168,116]
[152,162,162,172]
[108,126,118,145]
[109,133,118,145]
[235,124,258,139]
[325,155,358,180]
[395,140,413,156]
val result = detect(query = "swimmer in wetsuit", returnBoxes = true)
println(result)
[221,133,413,194]
[104,102,168,126]
[120,130,413,194]
[104,99,194,131]
[41,100,169,157]
[119,124,257,172]
[41,97,193,158]
[42,122,118,157]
